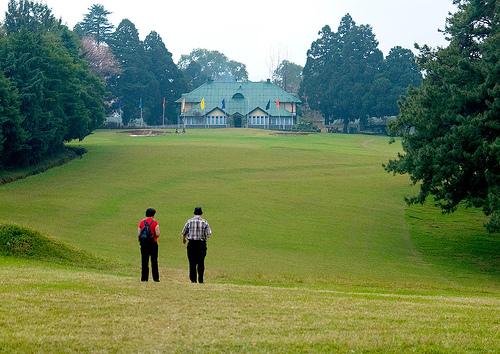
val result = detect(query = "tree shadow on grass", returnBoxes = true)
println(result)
[407,205,500,279]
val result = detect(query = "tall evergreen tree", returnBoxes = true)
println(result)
[368,46,422,117]
[0,0,105,165]
[300,14,384,132]
[4,0,60,33]
[386,0,499,232]
[109,19,154,124]
[331,14,383,130]
[0,70,26,168]
[299,25,335,117]
[0,30,105,163]
[143,31,186,125]
[74,4,114,45]
[383,47,421,89]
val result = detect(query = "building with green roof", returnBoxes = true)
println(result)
[175,80,301,129]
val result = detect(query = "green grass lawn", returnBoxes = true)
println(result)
[0,129,498,352]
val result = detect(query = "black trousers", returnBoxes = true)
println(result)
[187,240,207,283]
[140,241,159,282]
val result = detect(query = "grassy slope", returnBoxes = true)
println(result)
[0,129,496,291]
[0,129,498,352]
[0,224,113,271]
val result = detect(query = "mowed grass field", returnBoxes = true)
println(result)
[0,129,498,352]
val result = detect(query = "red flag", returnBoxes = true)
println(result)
[275,98,280,109]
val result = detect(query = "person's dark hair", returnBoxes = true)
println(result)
[145,208,156,217]
[194,207,203,215]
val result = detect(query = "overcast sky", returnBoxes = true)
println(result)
[0,0,457,81]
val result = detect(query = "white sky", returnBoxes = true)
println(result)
[0,0,457,81]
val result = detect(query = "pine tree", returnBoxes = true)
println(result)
[0,0,105,165]
[4,0,60,34]
[301,14,384,132]
[299,25,335,118]
[143,31,186,124]
[74,4,114,45]
[0,70,26,168]
[386,0,500,232]
[109,19,155,125]
[368,47,422,118]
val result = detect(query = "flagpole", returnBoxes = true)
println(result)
[140,97,143,127]
[277,98,281,130]
[162,97,165,127]
[181,97,186,131]
[199,97,206,128]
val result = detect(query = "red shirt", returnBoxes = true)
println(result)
[138,217,159,242]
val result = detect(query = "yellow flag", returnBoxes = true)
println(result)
[200,98,205,110]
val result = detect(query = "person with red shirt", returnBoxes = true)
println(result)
[137,208,161,282]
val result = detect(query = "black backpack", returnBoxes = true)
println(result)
[139,220,154,243]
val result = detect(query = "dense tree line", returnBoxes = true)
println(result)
[300,14,422,132]
[386,0,499,232]
[74,5,252,123]
[74,6,187,125]
[0,0,251,168]
[0,0,105,168]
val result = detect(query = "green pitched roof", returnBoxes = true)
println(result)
[176,81,301,116]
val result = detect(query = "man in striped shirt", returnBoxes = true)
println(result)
[181,207,212,283]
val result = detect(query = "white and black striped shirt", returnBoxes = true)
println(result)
[182,216,212,241]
